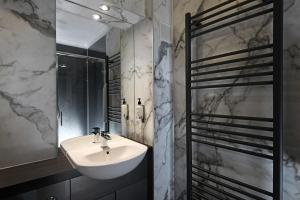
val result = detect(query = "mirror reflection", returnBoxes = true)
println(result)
[56,0,135,143]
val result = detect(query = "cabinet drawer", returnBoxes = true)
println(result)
[3,181,70,200]
[116,179,148,200]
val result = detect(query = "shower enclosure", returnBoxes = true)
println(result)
[57,50,107,144]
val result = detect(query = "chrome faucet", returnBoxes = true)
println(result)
[100,131,111,148]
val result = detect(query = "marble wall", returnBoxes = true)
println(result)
[173,0,300,199]
[283,0,300,199]
[173,1,204,198]
[153,0,173,199]
[120,26,135,138]
[0,0,57,168]
[120,2,174,199]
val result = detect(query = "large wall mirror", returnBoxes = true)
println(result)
[0,0,147,169]
[56,0,139,143]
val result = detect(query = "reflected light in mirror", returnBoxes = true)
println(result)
[99,5,110,11]
[92,14,101,21]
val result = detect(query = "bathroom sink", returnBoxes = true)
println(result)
[60,134,147,180]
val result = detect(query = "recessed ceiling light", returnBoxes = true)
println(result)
[99,4,110,11]
[92,14,101,21]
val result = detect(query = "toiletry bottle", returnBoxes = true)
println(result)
[121,98,129,120]
[136,98,145,123]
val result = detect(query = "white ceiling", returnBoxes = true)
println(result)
[56,8,110,48]
[56,0,111,49]
[56,0,144,49]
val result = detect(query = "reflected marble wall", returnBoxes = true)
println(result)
[121,18,154,146]
[121,25,135,138]
[0,0,57,168]
[173,0,300,199]
[134,18,154,146]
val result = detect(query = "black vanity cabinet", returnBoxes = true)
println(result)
[3,176,149,200]
[116,179,148,200]
[70,164,149,200]
[3,181,70,200]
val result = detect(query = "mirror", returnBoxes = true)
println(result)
[56,0,138,143]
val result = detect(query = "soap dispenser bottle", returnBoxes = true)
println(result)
[121,98,129,120]
[136,98,145,123]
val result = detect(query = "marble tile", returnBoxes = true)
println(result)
[0,0,57,168]
[173,1,204,198]
[153,0,173,199]
[283,0,300,199]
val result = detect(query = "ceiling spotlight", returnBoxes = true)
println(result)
[99,4,110,11]
[92,14,101,21]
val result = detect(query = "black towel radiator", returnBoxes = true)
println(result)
[107,52,121,130]
[185,0,283,199]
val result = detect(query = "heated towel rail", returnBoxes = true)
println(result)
[185,0,283,199]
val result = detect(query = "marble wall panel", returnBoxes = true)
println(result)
[283,0,300,199]
[153,0,174,199]
[0,0,57,169]
[173,1,204,198]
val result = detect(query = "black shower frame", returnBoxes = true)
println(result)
[185,0,283,199]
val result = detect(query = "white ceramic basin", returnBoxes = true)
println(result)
[60,134,147,180]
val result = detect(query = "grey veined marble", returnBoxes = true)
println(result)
[0,0,57,169]
[173,0,300,199]
[153,0,173,199]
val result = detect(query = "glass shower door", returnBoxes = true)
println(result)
[57,55,87,144]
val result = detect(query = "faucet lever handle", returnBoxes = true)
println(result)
[101,131,111,140]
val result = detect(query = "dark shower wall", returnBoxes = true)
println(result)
[173,0,300,199]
